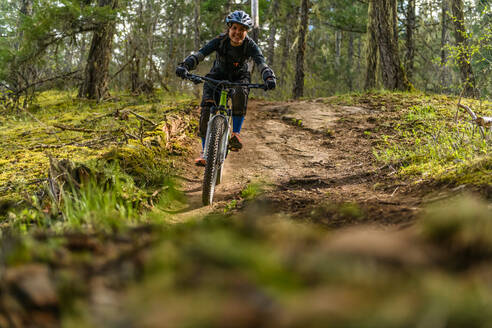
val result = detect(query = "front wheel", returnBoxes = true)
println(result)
[216,162,224,185]
[202,117,226,205]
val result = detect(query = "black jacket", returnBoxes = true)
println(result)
[183,34,272,81]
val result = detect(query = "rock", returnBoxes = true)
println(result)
[323,226,427,266]
[4,264,58,308]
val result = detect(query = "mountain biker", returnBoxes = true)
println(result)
[175,10,276,166]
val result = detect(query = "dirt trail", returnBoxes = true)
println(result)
[176,99,421,227]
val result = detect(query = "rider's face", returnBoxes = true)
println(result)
[228,23,248,46]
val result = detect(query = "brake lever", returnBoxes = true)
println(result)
[184,74,202,84]
[191,76,203,84]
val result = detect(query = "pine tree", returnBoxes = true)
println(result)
[293,0,309,99]
[78,0,119,100]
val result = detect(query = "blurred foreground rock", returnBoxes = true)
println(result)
[1,264,58,328]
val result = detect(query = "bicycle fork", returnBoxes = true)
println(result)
[203,89,231,165]
[203,112,230,165]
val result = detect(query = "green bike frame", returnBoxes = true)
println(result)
[203,89,232,164]
[219,89,227,107]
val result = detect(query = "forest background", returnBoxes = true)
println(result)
[1,0,491,105]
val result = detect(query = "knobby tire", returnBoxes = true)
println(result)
[202,117,226,205]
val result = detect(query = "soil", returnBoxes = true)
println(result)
[176,99,424,227]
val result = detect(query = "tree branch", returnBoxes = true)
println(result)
[15,70,82,95]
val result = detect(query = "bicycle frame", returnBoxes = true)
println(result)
[203,89,231,165]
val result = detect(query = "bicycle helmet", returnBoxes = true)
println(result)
[225,10,253,30]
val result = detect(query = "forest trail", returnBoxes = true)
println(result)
[176,99,422,226]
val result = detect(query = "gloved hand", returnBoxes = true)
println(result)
[175,65,188,79]
[261,67,276,90]
[265,77,276,90]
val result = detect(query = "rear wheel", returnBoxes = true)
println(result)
[202,117,226,205]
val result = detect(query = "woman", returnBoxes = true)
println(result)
[176,10,276,166]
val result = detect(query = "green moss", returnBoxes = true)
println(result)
[1,90,197,230]
[0,90,197,203]
[366,94,491,187]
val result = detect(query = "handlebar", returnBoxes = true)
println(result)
[184,73,267,91]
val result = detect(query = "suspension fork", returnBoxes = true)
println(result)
[203,89,231,162]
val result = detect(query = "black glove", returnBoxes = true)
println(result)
[175,65,188,79]
[265,77,276,90]
[261,67,276,90]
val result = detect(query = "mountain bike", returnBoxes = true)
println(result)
[184,73,267,205]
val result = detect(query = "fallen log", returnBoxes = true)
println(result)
[476,116,492,128]
[53,124,123,134]
[457,103,487,138]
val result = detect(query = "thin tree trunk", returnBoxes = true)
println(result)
[144,0,155,81]
[365,0,378,89]
[267,0,279,66]
[440,0,450,89]
[78,33,88,71]
[441,0,449,67]
[357,35,361,76]
[280,4,297,75]
[17,0,32,49]
[64,43,74,73]
[405,0,416,81]
[129,38,140,93]
[165,5,177,80]
[194,0,201,50]
[347,32,354,91]
[129,0,143,93]
[224,0,232,17]
[251,0,259,43]
[450,0,477,97]
[14,0,36,103]
[292,0,309,99]
[78,0,119,100]
[335,30,342,68]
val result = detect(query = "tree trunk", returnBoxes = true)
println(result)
[224,0,231,13]
[335,30,342,68]
[250,0,259,43]
[450,0,477,97]
[78,33,88,71]
[405,0,415,81]
[17,0,32,47]
[267,0,279,66]
[357,35,361,76]
[129,0,143,93]
[441,0,449,67]
[280,4,297,76]
[347,32,354,91]
[129,38,140,93]
[365,0,378,89]
[371,0,411,91]
[194,0,201,50]
[78,0,119,100]
[292,0,309,99]
[14,0,34,101]
[440,0,450,89]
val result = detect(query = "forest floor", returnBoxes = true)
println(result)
[1,91,491,327]
[177,99,422,226]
